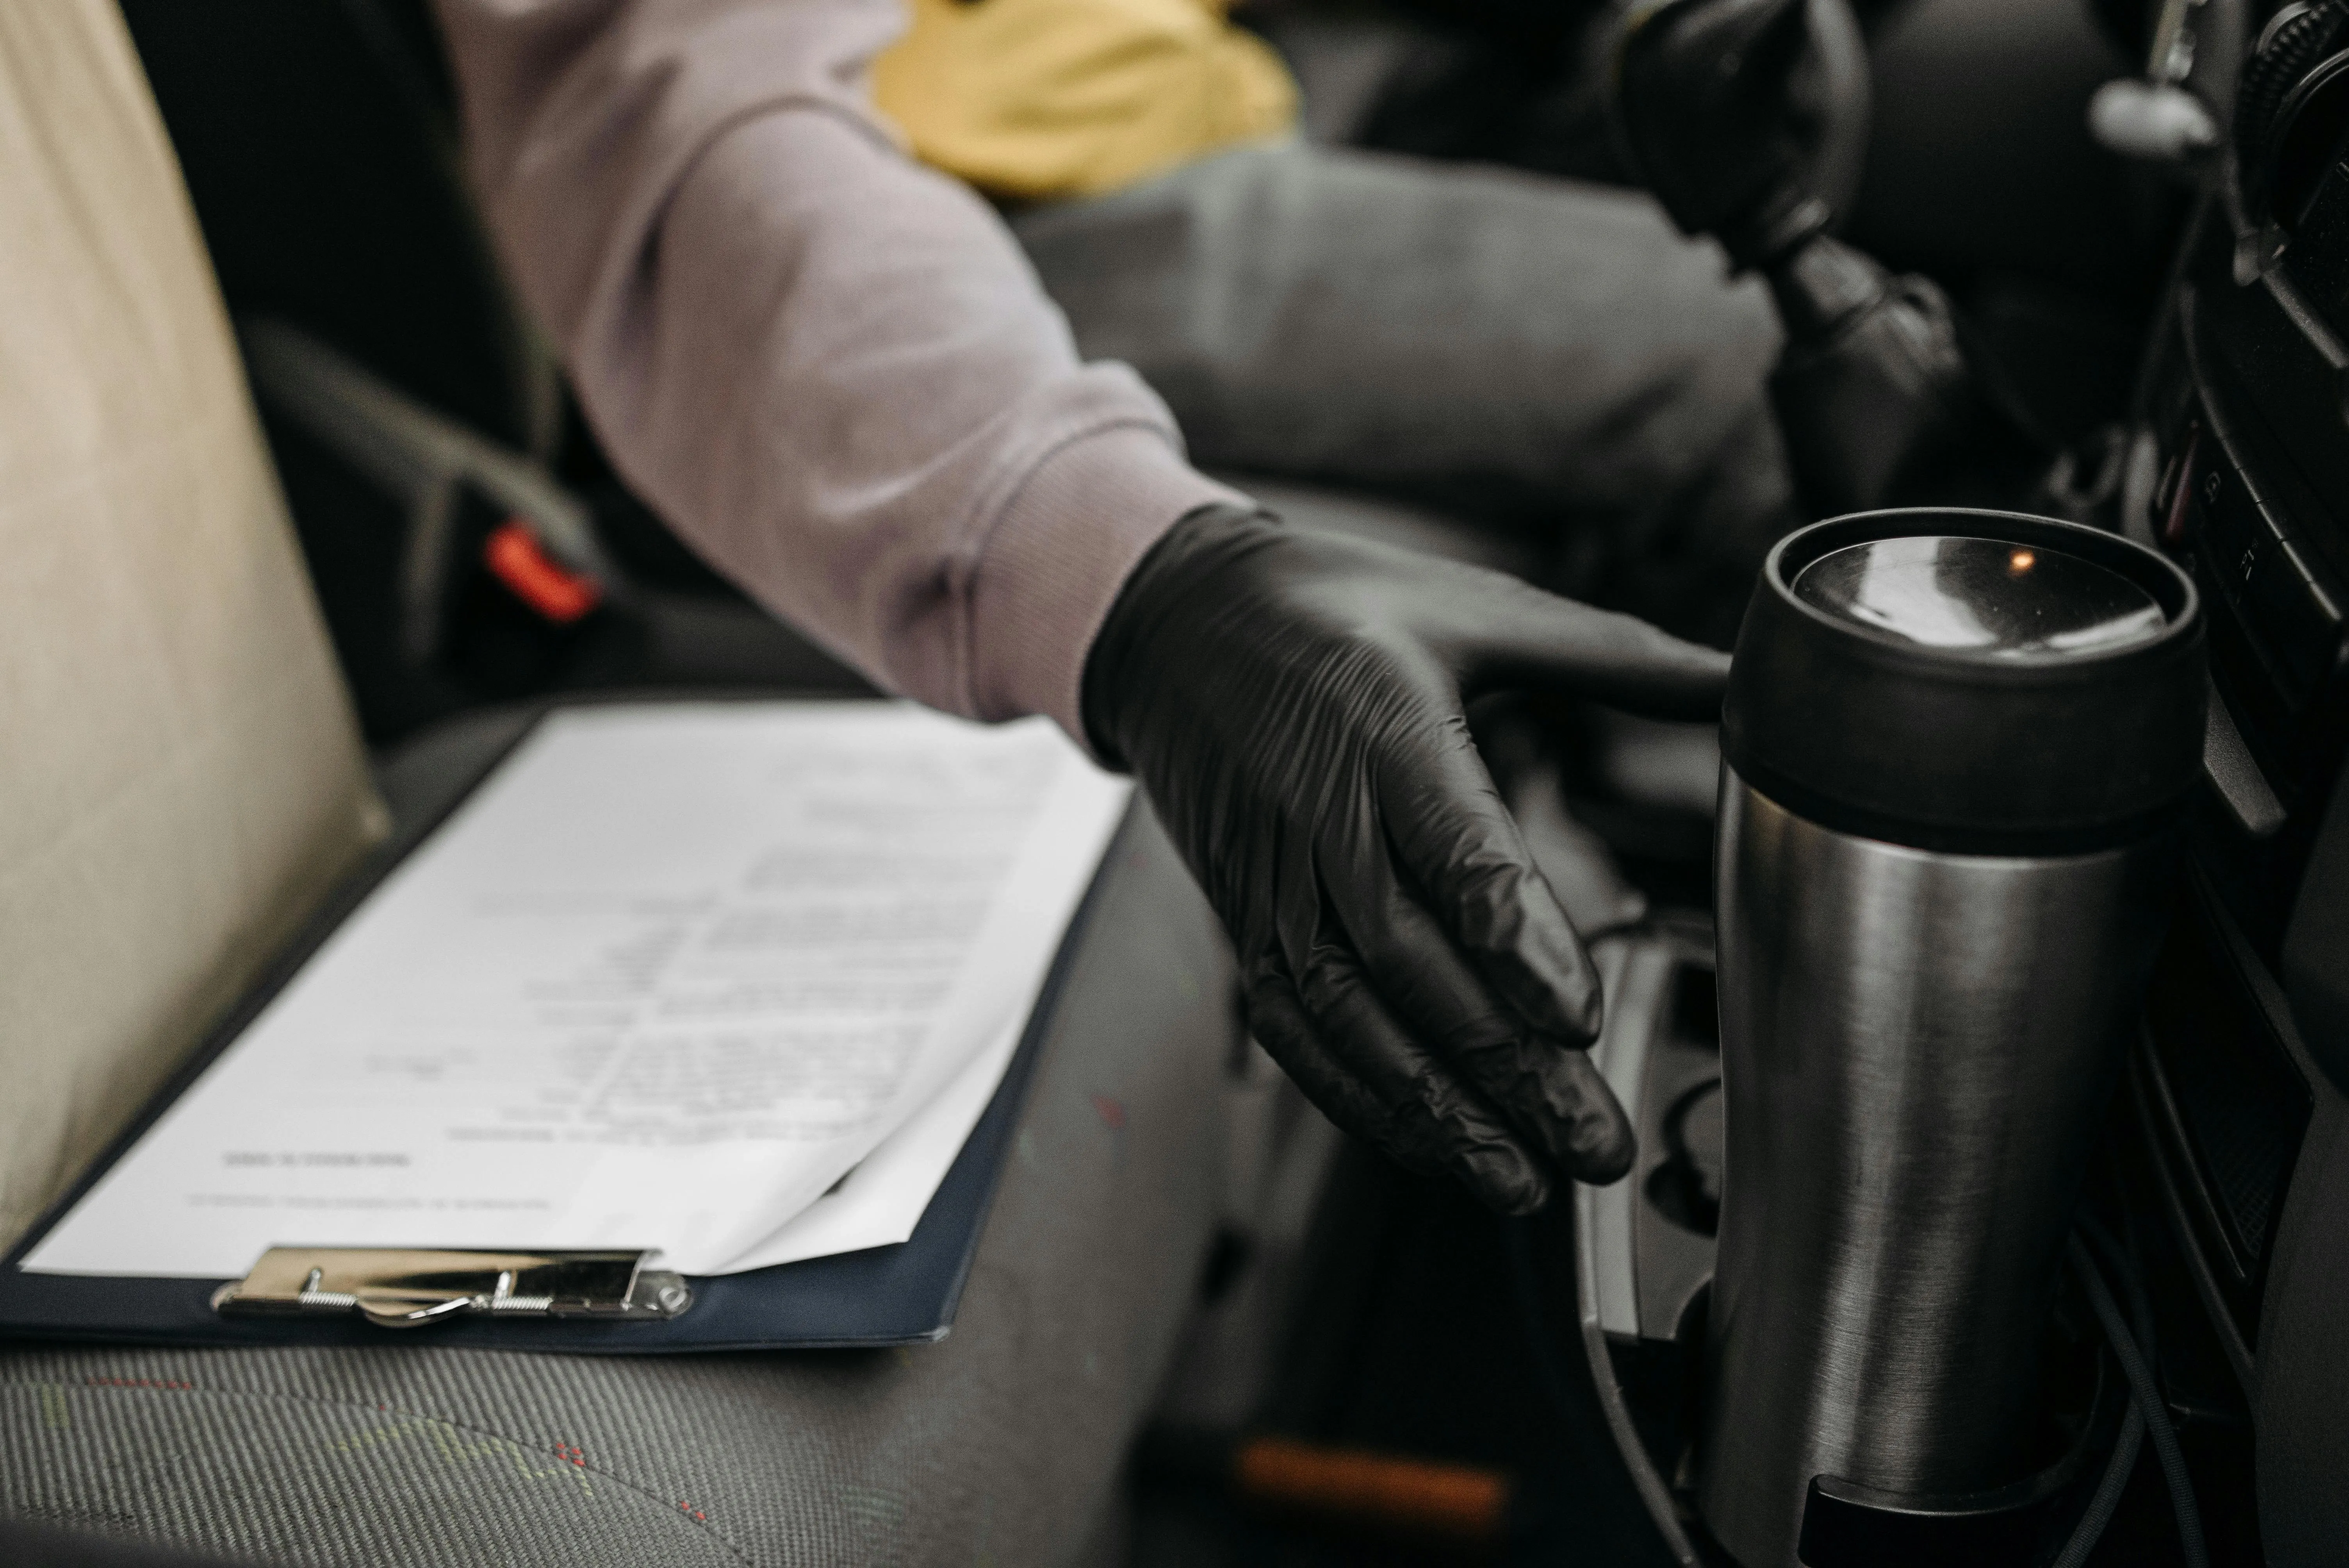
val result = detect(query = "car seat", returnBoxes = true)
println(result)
[0,7,1258,1563]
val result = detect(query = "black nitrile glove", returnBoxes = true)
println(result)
[1082,506,1730,1213]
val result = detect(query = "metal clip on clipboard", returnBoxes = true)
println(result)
[210,1248,694,1329]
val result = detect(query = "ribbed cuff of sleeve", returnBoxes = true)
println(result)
[965,425,1248,747]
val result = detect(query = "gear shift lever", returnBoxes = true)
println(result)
[1611,0,2052,517]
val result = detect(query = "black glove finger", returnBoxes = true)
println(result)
[1290,932,1554,1213]
[1439,574,1732,720]
[1246,950,1554,1215]
[1539,1046,1638,1185]
[1269,795,1333,992]
[1321,836,1635,1181]
[1375,733,1607,1046]
[1243,962,1442,1180]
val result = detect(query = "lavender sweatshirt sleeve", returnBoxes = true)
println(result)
[429,0,1246,737]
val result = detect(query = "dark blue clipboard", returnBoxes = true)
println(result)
[0,704,1110,1352]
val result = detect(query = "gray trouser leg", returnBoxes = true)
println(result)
[1010,142,1796,642]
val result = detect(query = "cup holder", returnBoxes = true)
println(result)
[1572,927,2143,1567]
[1646,1078,1723,1237]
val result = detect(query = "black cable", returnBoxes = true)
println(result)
[2050,1206,2156,1568]
[1503,1218,1703,1566]
[2068,1235,2210,1568]
[2052,1399,2148,1568]
[2080,1205,2207,1567]
[2078,1210,2160,1369]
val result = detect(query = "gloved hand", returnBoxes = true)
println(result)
[1083,506,1730,1213]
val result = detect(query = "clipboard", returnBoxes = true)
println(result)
[0,702,1115,1353]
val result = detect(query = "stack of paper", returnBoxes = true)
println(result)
[26,702,1130,1279]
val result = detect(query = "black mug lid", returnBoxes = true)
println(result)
[1723,509,2206,854]
[1790,535,2168,658]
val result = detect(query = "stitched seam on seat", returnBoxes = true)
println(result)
[1,1379,757,1566]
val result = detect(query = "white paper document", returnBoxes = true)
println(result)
[726,1014,1023,1273]
[26,702,1129,1279]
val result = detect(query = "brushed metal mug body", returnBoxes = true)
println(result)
[1693,772,2171,1568]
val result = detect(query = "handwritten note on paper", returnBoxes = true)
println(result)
[24,703,1128,1278]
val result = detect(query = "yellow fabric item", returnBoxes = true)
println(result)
[871,0,1299,200]
[0,0,384,1250]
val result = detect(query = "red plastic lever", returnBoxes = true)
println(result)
[483,519,601,624]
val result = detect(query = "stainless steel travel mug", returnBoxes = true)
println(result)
[1693,510,2206,1568]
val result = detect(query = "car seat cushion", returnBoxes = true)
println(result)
[2,795,1235,1568]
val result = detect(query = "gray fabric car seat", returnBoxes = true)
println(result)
[2,791,1236,1568]
[0,5,1240,1563]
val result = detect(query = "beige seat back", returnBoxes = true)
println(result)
[0,0,383,1251]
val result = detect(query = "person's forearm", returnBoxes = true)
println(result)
[430,0,1239,734]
